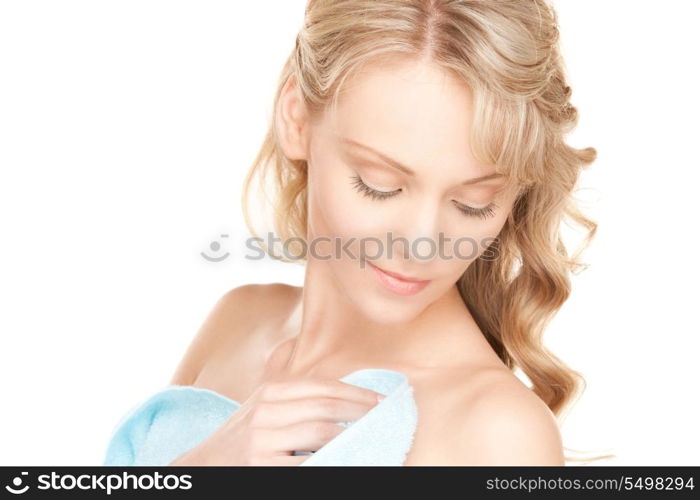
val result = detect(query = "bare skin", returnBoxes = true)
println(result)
[171,57,565,465]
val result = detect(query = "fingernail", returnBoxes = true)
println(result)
[376,394,386,403]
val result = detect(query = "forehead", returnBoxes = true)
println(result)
[325,59,492,174]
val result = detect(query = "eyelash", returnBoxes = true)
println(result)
[349,174,498,220]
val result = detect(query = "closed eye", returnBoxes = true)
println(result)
[350,174,401,200]
[451,200,498,219]
[350,174,498,219]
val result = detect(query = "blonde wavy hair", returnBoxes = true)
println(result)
[242,0,613,465]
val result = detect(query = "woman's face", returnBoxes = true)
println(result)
[283,58,520,324]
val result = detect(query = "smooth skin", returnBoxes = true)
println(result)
[170,57,565,466]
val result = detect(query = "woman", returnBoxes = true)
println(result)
[106,0,609,466]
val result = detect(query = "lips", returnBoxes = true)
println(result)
[367,261,431,296]
[368,262,429,283]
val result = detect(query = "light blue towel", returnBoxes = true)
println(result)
[102,368,418,466]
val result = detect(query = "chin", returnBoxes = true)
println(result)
[356,293,429,325]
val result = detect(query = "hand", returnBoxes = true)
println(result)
[168,377,384,466]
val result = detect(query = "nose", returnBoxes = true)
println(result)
[391,198,443,263]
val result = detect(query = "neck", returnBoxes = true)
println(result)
[278,257,476,378]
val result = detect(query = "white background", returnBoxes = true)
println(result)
[0,0,697,466]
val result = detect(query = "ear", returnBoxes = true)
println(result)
[275,74,310,161]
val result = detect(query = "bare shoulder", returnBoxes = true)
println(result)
[406,367,564,466]
[168,283,299,386]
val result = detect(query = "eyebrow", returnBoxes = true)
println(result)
[339,137,505,186]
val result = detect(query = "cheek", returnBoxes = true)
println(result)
[309,168,388,245]
[448,190,515,262]
[445,224,504,267]
[432,214,509,278]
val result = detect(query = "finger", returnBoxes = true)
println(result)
[259,378,384,406]
[265,419,346,454]
[251,396,377,428]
